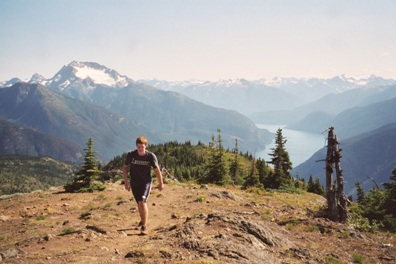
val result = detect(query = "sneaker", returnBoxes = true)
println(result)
[140,225,148,235]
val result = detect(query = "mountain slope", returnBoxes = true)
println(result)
[0,119,82,162]
[44,61,272,151]
[0,83,158,162]
[292,123,396,195]
[330,96,396,139]
[254,84,396,125]
[0,155,76,195]
[105,86,271,149]
[288,95,396,139]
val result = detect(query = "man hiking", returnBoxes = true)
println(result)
[123,136,164,235]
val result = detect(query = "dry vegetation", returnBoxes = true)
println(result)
[0,181,395,263]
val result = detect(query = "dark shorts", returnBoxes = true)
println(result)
[131,181,152,203]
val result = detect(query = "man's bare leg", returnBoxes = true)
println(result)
[138,201,148,234]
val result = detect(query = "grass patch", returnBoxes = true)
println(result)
[35,214,46,221]
[305,224,320,232]
[193,211,205,218]
[340,231,351,238]
[102,202,112,209]
[195,196,205,203]
[114,211,123,217]
[86,224,106,234]
[261,209,272,220]
[324,255,346,264]
[60,227,77,236]
[82,202,97,212]
[352,253,365,264]
[96,194,107,200]
[285,222,298,231]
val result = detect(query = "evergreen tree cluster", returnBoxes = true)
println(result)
[306,175,325,196]
[65,130,325,195]
[100,129,298,191]
[352,168,396,231]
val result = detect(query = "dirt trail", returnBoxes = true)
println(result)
[0,182,395,263]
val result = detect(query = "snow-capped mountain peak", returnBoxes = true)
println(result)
[55,61,131,88]
[28,61,136,99]
[28,73,47,85]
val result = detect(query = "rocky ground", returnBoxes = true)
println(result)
[0,180,395,263]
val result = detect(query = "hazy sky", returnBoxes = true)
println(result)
[1,0,396,81]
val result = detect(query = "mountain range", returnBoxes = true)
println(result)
[46,61,272,151]
[1,61,396,195]
[0,62,271,162]
[141,75,396,117]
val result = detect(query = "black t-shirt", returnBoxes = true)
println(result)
[124,150,159,184]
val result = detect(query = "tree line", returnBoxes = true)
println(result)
[64,128,396,232]
[67,129,323,194]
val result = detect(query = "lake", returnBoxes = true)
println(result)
[256,124,326,167]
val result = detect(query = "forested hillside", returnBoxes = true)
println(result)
[105,140,259,185]
[0,140,258,196]
[0,119,82,162]
[0,156,76,195]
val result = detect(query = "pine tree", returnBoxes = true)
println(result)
[243,158,263,189]
[383,167,396,230]
[268,128,293,189]
[256,158,269,188]
[350,168,396,231]
[314,177,325,196]
[204,129,230,185]
[229,138,244,185]
[64,138,104,192]
[355,181,365,203]
[307,175,315,192]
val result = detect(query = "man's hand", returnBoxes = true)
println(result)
[157,182,163,192]
[122,164,130,191]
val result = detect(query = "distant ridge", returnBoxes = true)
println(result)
[292,123,396,195]
[0,119,81,162]
[140,75,396,116]
[0,82,157,162]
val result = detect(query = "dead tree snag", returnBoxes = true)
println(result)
[325,127,348,222]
